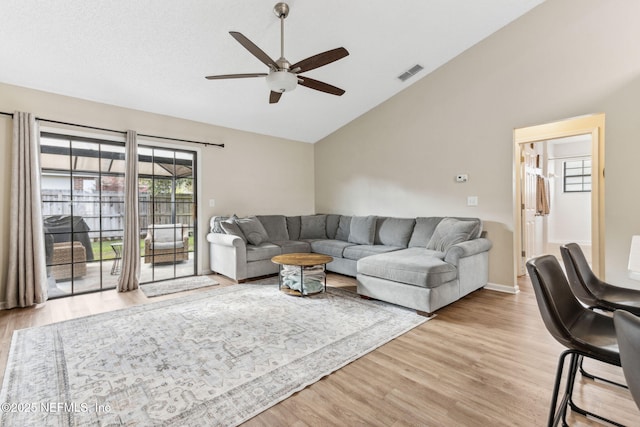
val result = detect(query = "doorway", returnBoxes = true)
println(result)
[513,114,605,284]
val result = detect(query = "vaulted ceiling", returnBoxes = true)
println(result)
[0,0,544,142]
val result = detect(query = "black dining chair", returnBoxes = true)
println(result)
[526,255,623,427]
[560,243,640,315]
[614,310,640,412]
[561,243,640,386]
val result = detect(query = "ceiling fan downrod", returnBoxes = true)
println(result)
[274,2,290,70]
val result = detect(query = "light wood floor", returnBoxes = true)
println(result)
[1,274,639,426]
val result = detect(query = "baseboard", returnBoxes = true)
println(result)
[484,282,520,294]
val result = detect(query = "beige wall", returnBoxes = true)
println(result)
[4,0,640,296]
[0,82,315,291]
[315,0,640,289]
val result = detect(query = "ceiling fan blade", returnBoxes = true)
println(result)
[269,91,283,104]
[291,47,349,73]
[205,73,267,80]
[230,31,278,69]
[298,76,345,96]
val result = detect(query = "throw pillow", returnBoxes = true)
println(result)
[426,218,478,252]
[220,217,247,243]
[211,215,230,233]
[236,216,270,246]
[300,215,327,239]
[335,215,351,241]
[348,216,376,245]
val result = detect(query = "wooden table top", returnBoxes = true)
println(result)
[271,253,333,266]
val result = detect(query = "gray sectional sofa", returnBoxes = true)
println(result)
[206,214,492,314]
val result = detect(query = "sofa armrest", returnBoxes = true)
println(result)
[444,238,493,265]
[207,232,248,281]
[206,232,246,248]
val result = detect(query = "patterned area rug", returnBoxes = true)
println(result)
[0,283,429,426]
[140,275,219,297]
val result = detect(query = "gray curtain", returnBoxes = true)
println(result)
[117,130,140,292]
[3,112,48,309]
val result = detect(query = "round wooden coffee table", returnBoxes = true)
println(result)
[271,253,333,296]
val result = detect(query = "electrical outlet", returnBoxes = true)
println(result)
[456,174,468,183]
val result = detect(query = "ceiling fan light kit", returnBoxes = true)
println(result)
[266,70,297,93]
[205,2,349,104]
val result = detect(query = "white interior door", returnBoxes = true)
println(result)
[520,144,539,275]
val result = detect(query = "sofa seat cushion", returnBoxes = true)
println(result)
[271,240,311,254]
[310,240,356,258]
[357,247,454,289]
[343,245,403,261]
[246,243,282,262]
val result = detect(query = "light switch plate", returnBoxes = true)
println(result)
[467,196,478,206]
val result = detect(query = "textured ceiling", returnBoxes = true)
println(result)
[0,0,544,143]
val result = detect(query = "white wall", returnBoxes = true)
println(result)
[0,82,315,304]
[314,0,640,289]
[547,140,591,246]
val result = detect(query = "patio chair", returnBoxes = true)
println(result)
[144,223,190,264]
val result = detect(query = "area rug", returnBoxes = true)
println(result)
[140,275,219,297]
[0,283,429,426]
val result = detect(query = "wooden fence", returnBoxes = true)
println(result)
[42,190,194,239]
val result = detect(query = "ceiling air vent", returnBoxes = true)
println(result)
[397,64,424,82]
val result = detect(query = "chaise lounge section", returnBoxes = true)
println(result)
[206,214,492,314]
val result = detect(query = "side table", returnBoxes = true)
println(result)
[271,253,333,296]
[111,242,123,275]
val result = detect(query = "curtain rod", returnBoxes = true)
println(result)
[0,111,224,148]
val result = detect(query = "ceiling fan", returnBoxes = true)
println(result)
[205,2,349,104]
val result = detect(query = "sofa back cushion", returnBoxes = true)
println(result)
[408,217,443,248]
[348,215,376,245]
[335,215,351,241]
[375,217,416,248]
[300,215,327,239]
[426,218,482,251]
[236,216,269,246]
[257,215,289,241]
[325,214,341,239]
[286,216,301,240]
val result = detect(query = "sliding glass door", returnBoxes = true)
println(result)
[40,133,126,296]
[138,146,196,283]
[40,132,198,298]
